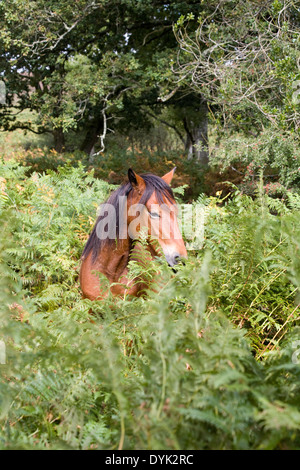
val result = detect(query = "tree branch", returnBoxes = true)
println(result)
[142,107,185,144]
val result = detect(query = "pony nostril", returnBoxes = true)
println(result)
[165,253,186,268]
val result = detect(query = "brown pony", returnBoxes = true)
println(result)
[80,168,187,300]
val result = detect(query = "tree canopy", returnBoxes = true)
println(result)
[0,1,206,156]
[0,0,299,172]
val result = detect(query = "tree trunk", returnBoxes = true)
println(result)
[183,100,209,166]
[80,121,103,158]
[53,127,65,153]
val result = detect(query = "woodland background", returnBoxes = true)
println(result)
[0,0,300,450]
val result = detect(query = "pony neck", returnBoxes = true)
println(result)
[98,237,132,282]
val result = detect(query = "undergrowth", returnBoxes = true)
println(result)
[0,159,299,449]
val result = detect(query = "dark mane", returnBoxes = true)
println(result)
[82,173,175,262]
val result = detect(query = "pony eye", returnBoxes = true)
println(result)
[149,212,160,219]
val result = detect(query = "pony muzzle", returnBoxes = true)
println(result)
[165,252,186,268]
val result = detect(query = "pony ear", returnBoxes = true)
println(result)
[161,167,176,185]
[128,169,145,194]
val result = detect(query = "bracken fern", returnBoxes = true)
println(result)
[0,160,299,449]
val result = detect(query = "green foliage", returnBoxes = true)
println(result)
[175,0,300,132]
[198,187,300,356]
[0,161,300,449]
[0,0,203,153]
[174,0,300,182]
[210,127,300,192]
